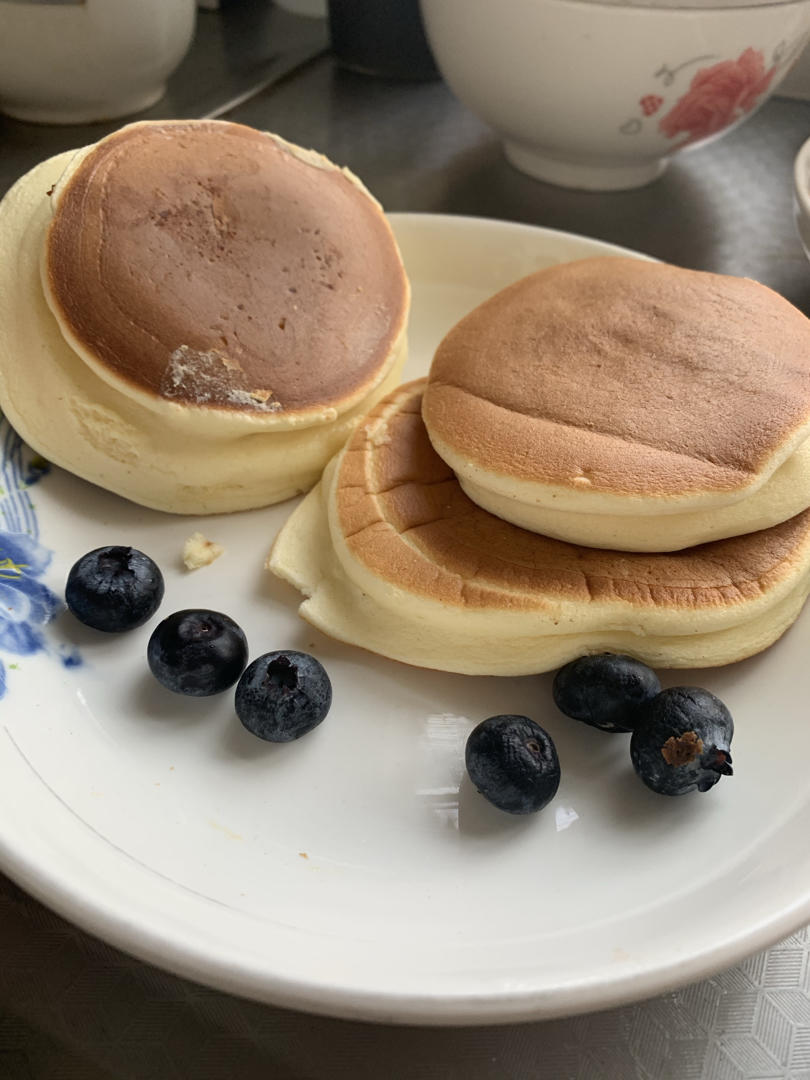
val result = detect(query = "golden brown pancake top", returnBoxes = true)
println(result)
[337,381,810,612]
[422,257,810,496]
[45,121,408,415]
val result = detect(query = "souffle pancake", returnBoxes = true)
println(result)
[0,120,410,513]
[268,380,810,676]
[421,257,810,552]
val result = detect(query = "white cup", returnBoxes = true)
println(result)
[0,0,197,125]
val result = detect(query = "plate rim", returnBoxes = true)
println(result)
[3,784,809,1026]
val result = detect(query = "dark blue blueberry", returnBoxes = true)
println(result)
[235,650,332,742]
[630,686,733,796]
[465,714,560,815]
[147,609,248,696]
[552,653,661,733]
[65,546,164,632]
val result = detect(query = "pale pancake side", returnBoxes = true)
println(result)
[423,257,810,511]
[43,120,410,428]
[457,433,810,552]
[335,381,810,627]
[267,380,810,675]
[270,472,810,675]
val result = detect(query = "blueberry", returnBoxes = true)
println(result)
[553,653,661,732]
[630,686,733,796]
[235,650,332,741]
[147,609,248,696]
[465,714,561,815]
[65,545,164,632]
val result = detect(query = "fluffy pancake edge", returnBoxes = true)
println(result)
[455,435,810,551]
[266,379,810,673]
[268,458,810,675]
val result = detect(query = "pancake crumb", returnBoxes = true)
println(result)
[365,421,391,447]
[183,531,224,570]
[661,731,703,766]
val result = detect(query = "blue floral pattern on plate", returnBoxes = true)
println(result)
[0,415,70,698]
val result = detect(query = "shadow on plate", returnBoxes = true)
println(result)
[126,668,228,728]
[456,771,543,839]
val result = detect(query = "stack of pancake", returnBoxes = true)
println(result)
[270,257,810,675]
[0,120,410,514]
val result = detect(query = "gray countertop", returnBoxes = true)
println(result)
[3,5,810,1078]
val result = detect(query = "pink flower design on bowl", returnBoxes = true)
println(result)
[640,93,664,117]
[659,47,776,146]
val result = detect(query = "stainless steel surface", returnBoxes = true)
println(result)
[3,5,810,1076]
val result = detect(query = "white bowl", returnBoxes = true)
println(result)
[0,0,196,125]
[794,131,810,257]
[421,0,810,191]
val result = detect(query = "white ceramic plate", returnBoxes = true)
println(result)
[1,213,808,1026]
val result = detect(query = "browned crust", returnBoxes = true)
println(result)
[337,380,810,612]
[45,121,408,415]
[422,257,810,496]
